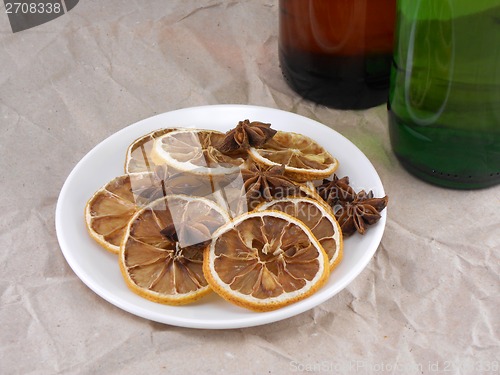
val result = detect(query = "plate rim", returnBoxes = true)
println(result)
[55,104,386,329]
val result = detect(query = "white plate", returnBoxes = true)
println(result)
[55,105,387,329]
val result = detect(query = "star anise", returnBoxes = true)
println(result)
[217,119,277,153]
[316,175,356,204]
[316,175,388,237]
[241,162,298,207]
[334,190,388,236]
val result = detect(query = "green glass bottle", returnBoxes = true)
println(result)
[388,0,500,189]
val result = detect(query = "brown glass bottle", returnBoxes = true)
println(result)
[279,0,396,109]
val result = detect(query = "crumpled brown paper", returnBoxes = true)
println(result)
[1,1,498,374]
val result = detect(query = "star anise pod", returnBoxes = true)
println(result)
[316,175,356,205]
[334,190,388,237]
[241,162,298,206]
[217,119,277,153]
[317,175,388,236]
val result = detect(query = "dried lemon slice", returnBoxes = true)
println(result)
[256,197,343,271]
[120,195,230,305]
[203,210,330,311]
[150,129,245,176]
[248,131,338,182]
[125,128,177,173]
[85,173,162,254]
